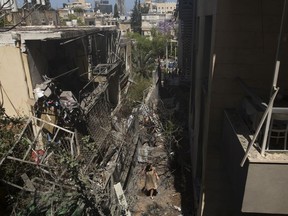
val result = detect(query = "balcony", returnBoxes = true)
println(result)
[223,106,288,214]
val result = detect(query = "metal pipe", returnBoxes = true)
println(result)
[240,87,279,167]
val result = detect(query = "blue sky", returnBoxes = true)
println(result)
[51,0,135,11]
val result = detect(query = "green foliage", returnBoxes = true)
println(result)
[68,14,77,21]
[121,74,152,116]
[0,108,101,215]
[127,32,168,78]
[20,190,83,216]
[151,28,169,58]
[128,74,152,103]
[73,7,84,13]
[131,0,142,34]
[66,14,84,26]
[141,4,150,14]
[113,4,119,18]
[14,133,105,215]
[0,109,24,156]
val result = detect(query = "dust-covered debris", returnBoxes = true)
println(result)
[127,103,182,216]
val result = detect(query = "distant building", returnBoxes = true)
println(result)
[117,0,125,16]
[62,0,92,11]
[155,2,176,14]
[144,0,152,4]
[2,9,59,26]
[83,12,118,27]
[118,20,131,36]
[141,13,173,37]
[95,0,113,14]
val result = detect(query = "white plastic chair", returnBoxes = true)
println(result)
[267,113,288,150]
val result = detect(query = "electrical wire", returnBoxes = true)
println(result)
[0,0,13,10]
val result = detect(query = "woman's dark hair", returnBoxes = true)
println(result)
[145,164,152,172]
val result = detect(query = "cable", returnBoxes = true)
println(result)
[0,0,13,10]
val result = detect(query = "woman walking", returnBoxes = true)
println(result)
[142,163,159,199]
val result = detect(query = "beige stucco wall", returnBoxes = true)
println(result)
[0,46,33,116]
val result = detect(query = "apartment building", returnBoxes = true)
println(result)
[178,0,288,215]
[155,2,176,14]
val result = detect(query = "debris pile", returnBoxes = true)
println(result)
[126,102,182,216]
[33,78,84,130]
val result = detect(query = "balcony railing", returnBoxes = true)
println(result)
[240,87,288,166]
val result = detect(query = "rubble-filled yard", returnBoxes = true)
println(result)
[130,146,182,216]
[126,104,183,216]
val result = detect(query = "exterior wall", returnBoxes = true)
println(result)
[193,0,288,215]
[243,163,288,214]
[141,13,174,37]
[11,10,59,26]
[0,46,33,116]
[58,9,69,20]
[197,0,217,16]
[142,20,153,37]
[156,2,176,14]
[29,11,59,26]
[119,22,131,35]
[222,111,250,215]
[209,0,283,146]
[0,28,118,118]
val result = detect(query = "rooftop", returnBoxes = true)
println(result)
[0,25,117,45]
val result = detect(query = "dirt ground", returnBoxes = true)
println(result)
[128,85,193,216]
[129,144,183,216]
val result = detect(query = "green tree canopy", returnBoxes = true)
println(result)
[150,27,169,58]
[141,4,150,14]
[128,32,169,78]
[73,7,84,13]
[131,0,141,34]
[114,4,119,18]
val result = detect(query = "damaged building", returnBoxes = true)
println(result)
[0,26,142,215]
[0,26,131,116]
